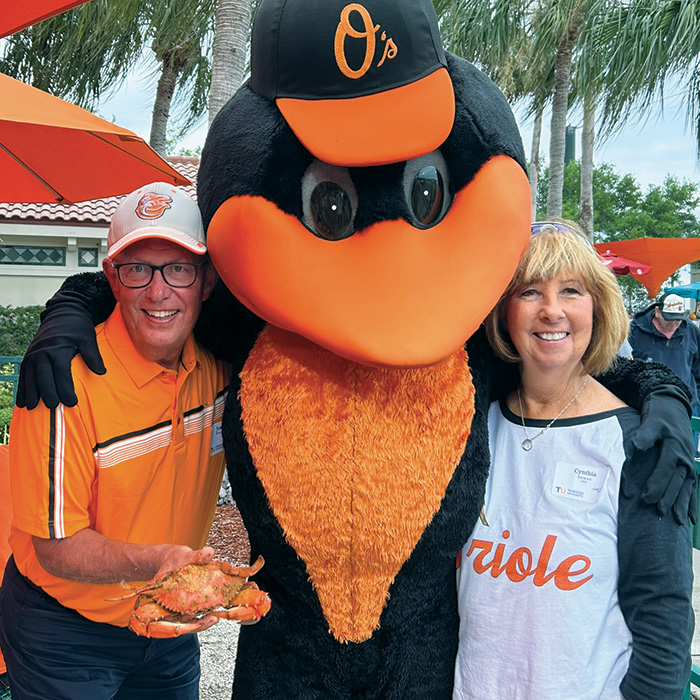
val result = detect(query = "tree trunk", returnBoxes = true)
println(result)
[530,106,543,220]
[546,4,586,218]
[546,44,573,217]
[208,0,251,127]
[150,55,181,156]
[580,92,595,241]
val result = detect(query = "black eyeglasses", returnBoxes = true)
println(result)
[112,262,206,288]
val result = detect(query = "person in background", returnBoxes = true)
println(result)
[453,221,693,699]
[0,183,245,700]
[630,291,700,452]
[618,335,633,359]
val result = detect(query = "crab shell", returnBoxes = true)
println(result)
[118,556,271,637]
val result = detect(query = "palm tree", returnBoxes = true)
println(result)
[208,0,252,127]
[594,0,700,158]
[531,0,594,219]
[0,0,143,110]
[438,0,653,234]
[435,0,545,214]
[146,0,215,154]
[0,0,216,154]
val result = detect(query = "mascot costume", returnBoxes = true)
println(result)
[17,0,696,698]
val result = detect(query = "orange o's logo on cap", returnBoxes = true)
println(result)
[135,193,173,220]
[334,3,398,80]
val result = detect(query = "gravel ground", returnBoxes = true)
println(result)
[199,622,239,700]
[199,504,250,700]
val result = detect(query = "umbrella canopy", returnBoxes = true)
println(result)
[594,238,700,298]
[664,282,700,301]
[597,250,651,276]
[0,73,189,204]
[0,1,93,38]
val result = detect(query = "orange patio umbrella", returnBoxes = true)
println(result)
[594,237,700,299]
[0,73,190,204]
[0,0,94,39]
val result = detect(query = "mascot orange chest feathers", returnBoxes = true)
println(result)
[197,0,530,696]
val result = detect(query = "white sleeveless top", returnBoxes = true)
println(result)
[453,400,633,700]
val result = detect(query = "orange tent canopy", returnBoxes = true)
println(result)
[0,73,189,204]
[0,0,93,38]
[594,238,700,299]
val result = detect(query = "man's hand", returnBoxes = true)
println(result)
[153,545,215,578]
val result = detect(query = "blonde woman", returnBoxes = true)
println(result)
[453,221,693,700]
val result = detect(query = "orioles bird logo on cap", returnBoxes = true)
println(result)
[334,3,398,79]
[135,193,173,220]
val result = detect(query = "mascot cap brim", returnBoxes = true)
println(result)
[277,68,455,167]
[250,0,454,167]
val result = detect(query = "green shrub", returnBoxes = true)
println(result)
[0,406,12,445]
[0,381,15,445]
[0,305,42,356]
[0,305,41,442]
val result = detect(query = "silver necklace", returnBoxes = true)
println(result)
[517,377,588,451]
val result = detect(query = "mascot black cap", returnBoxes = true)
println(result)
[250,0,455,167]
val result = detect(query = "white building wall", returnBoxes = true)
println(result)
[0,221,108,307]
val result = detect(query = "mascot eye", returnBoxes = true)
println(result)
[310,183,354,241]
[302,160,358,241]
[403,151,451,229]
[411,166,444,225]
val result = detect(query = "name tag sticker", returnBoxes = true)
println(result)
[210,421,224,456]
[552,461,609,503]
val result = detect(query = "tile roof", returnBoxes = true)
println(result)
[0,156,199,225]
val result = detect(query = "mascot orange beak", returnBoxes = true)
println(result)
[207,154,530,367]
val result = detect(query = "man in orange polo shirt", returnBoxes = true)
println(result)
[0,183,232,700]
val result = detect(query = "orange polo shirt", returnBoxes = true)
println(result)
[8,304,231,627]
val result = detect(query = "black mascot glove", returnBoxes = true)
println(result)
[16,273,115,410]
[631,386,697,525]
[599,358,696,525]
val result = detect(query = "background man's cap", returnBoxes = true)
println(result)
[657,292,688,320]
[107,182,206,258]
[250,0,455,167]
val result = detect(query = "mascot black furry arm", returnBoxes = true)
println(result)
[16,0,696,698]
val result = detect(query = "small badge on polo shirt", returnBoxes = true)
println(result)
[210,421,224,456]
[552,461,609,503]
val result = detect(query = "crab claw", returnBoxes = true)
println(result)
[212,587,272,622]
[129,616,214,638]
[220,556,265,578]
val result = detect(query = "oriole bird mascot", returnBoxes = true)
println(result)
[199,0,529,697]
[17,0,696,698]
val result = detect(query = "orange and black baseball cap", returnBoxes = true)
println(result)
[250,0,455,167]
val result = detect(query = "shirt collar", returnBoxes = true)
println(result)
[104,304,198,388]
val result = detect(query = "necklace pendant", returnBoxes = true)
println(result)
[521,438,533,451]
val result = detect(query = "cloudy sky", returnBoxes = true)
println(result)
[98,68,700,195]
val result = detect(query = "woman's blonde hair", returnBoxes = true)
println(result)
[484,219,629,376]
